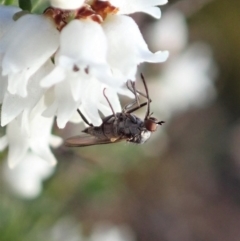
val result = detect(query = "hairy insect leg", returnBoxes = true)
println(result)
[103,88,117,118]
[126,101,150,114]
[124,80,147,112]
[123,81,139,112]
[129,81,140,107]
[140,73,151,119]
[124,78,152,109]
[124,75,152,114]
[128,79,151,100]
[77,109,93,127]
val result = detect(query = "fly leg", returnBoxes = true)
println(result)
[103,88,117,118]
[123,81,140,112]
[77,109,93,127]
[124,74,152,114]
[77,88,116,127]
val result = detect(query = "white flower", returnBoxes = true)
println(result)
[147,10,217,118]
[0,5,21,38]
[39,1,168,127]
[0,5,21,103]
[43,75,123,127]
[49,218,84,241]
[47,220,135,241]
[50,0,85,10]
[3,153,55,199]
[1,60,54,128]
[0,99,62,168]
[40,19,122,89]
[109,0,168,18]
[103,15,168,79]
[158,43,217,116]
[0,0,168,167]
[0,13,59,97]
[146,9,188,54]
[90,223,135,241]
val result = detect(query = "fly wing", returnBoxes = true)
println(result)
[65,133,124,147]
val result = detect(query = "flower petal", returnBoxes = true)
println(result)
[6,119,29,168]
[50,0,85,9]
[0,135,8,151]
[1,14,59,73]
[49,135,63,148]
[0,73,8,104]
[146,10,188,54]
[142,7,161,19]
[5,96,60,168]
[3,153,55,199]
[110,0,167,18]
[103,15,168,79]
[40,65,66,88]
[80,78,106,125]
[1,60,54,127]
[0,14,59,97]
[43,80,80,128]
[28,108,58,165]
[0,5,21,38]
[30,141,57,166]
[60,19,107,65]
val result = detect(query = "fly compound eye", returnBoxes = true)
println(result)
[145,118,158,132]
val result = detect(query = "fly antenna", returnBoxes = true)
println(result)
[103,88,116,118]
[140,73,150,119]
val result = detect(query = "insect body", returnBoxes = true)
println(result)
[65,74,164,147]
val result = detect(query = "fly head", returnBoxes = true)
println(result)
[140,73,165,133]
[144,117,165,132]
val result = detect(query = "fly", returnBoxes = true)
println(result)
[65,74,164,147]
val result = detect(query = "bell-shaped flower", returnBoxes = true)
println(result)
[0,100,62,168]
[0,5,21,103]
[1,60,54,130]
[40,18,126,127]
[145,9,188,54]
[41,19,124,89]
[50,0,85,10]
[43,71,122,128]
[3,153,55,199]
[0,13,59,97]
[0,0,169,168]
[103,15,169,79]
[109,0,168,18]
[0,5,21,38]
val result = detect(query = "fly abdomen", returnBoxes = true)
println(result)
[83,126,106,140]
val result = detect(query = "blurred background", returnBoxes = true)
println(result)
[2,0,240,240]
